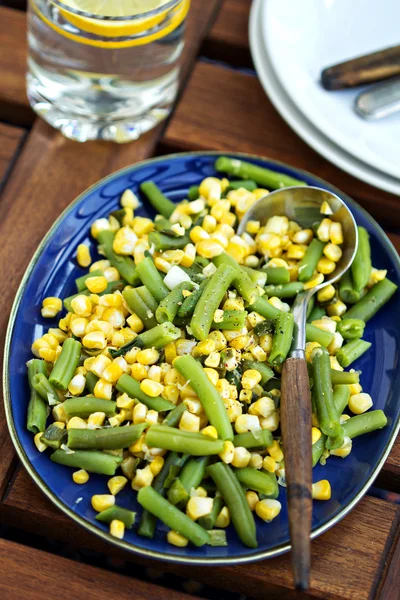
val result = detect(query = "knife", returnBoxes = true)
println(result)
[355,76,400,119]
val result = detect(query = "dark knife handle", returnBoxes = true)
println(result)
[321,45,400,90]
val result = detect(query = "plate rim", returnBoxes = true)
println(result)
[262,0,400,180]
[3,150,400,566]
[249,0,400,197]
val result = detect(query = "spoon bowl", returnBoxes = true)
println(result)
[238,185,358,591]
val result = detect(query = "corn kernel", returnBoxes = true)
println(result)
[317,257,336,275]
[246,220,261,234]
[304,272,325,289]
[145,409,159,426]
[132,465,154,490]
[256,499,282,522]
[348,393,373,414]
[268,440,283,462]
[133,403,148,424]
[262,456,277,472]
[94,378,113,400]
[317,218,333,242]
[91,218,110,239]
[231,446,251,468]
[312,317,337,334]
[203,368,219,387]
[87,412,106,428]
[326,300,347,318]
[102,363,123,384]
[41,297,63,318]
[190,226,209,244]
[196,239,224,258]
[248,452,263,470]
[260,411,280,431]
[330,222,343,245]
[200,425,218,439]
[235,414,261,434]
[67,416,87,430]
[327,332,344,355]
[248,397,275,418]
[85,275,107,294]
[368,268,387,287]
[330,436,352,458]
[72,469,89,484]
[317,284,336,303]
[91,494,115,512]
[120,188,139,209]
[312,427,322,444]
[287,243,307,260]
[52,404,68,423]
[167,530,189,547]
[76,244,91,268]
[179,411,200,433]
[71,294,92,317]
[219,441,234,464]
[139,379,163,397]
[241,369,262,390]
[107,476,127,496]
[90,355,112,378]
[149,455,164,476]
[187,497,213,521]
[137,348,159,366]
[129,364,147,382]
[349,382,362,396]
[195,339,216,356]
[246,491,259,511]
[215,506,230,528]
[68,373,86,395]
[34,432,47,452]
[292,229,313,245]
[312,480,331,500]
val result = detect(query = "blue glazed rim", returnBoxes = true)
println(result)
[3,151,400,566]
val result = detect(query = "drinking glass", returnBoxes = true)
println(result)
[27,0,190,142]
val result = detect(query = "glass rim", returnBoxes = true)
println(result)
[50,0,181,21]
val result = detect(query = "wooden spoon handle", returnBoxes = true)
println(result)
[321,45,400,90]
[281,356,312,591]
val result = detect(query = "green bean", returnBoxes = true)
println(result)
[234,467,279,498]
[97,230,139,285]
[116,374,175,412]
[122,288,157,330]
[330,369,360,385]
[188,185,200,200]
[41,423,67,449]
[162,403,187,427]
[336,339,371,368]
[311,347,341,437]
[336,318,365,340]
[339,271,360,304]
[137,486,210,547]
[213,253,258,304]
[269,312,294,365]
[307,306,326,323]
[215,156,305,189]
[177,279,207,318]
[333,384,350,416]
[233,429,273,449]
[342,410,387,438]
[168,456,210,505]
[228,179,258,191]
[64,280,125,312]
[140,181,176,218]
[263,265,290,285]
[174,355,233,441]
[146,424,224,455]
[211,310,248,331]
[136,286,159,315]
[325,428,345,450]
[249,296,280,320]
[75,269,103,292]
[154,216,172,231]
[265,282,304,298]
[49,338,81,390]
[345,279,398,322]
[306,323,334,347]
[298,239,325,282]
[242,360,275,385]
[67,424,147,450]
[85,372,99,394]
[191,263,236,340]
[351,227,371,292]
[199,495,224,530]
[63,397,117,418]
[136,256,168,303]
[138,451,188,538]
[156,282,195,323]
[148,231,191,251]
[312,433,327,467]
[96,506,136,528]
[242,266,267,287]
[207,462,257,548]
[110,322,181,358]
[32,373,59,407]
[51,449,122,475]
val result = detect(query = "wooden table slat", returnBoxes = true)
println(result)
[0,122,25,189]
[0,537,197,600]
[1,466,399,600]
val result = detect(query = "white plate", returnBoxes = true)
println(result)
[249,0,400,196]
[263,0,400,180]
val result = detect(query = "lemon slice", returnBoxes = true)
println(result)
[55,0,175,37]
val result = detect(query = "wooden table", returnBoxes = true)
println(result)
[0,2,399,598]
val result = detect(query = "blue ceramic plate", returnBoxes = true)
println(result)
[4,152,400,565]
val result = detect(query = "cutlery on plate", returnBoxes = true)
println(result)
[238,187,358,590]
[355,76,400,119]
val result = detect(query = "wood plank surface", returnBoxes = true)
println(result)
[0,0,221,494]
[0,122,25,188]
[0,6,31,125]
[0,537,197,600]
[162,61,400,230]
[1,466,399,600]
[202,0,252,67]
[376,524,400,600]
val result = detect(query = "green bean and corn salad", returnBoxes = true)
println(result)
[28,157,396,549]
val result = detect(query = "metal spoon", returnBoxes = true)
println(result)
[237,186,358,591]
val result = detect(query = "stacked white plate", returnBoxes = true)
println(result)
[249,0,400,195]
